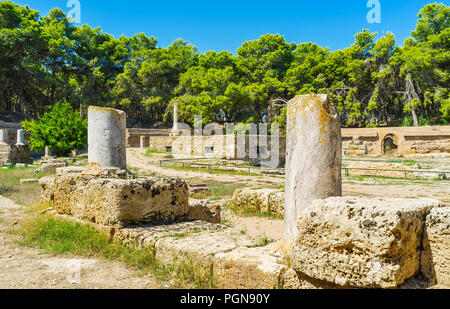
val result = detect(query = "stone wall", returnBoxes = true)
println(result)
[342,126,450,156]
[127,129,286,163]
[128,126,450,158]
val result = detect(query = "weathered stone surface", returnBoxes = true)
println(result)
[56,166,85,174]
[114,220,226,248]
[290,197,444,288]
[231,188,284,216]
[421,207,450,288]
[0,144,32,165]
[285,94,342,243]
[80,163,135,179]
[213,246,287,289]
[88,106,127,169]
[188,199,221,223]
[52,173,189,227]
[188,182,210,195]
[20,179,38,184]
[39,176,55,201]
[156,230,257,272]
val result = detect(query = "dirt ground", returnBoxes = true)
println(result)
[0,196,163,289]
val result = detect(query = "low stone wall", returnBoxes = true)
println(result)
[127,126,450,158]
[342,126,450,156]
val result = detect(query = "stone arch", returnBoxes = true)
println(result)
[382,134,399,155]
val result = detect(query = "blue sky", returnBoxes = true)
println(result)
[12,0,448,53]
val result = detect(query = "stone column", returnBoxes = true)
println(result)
[140,136,146,148]
[173,101,179,133]
[45,146,51,158]
[88,106,127,169]
[0,129,8,145]
[284,94,342,243]
[16,129,25,145]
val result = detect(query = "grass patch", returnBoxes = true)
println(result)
[17,214,214,288]
[0,167,44,206]
[145,148,168,155]
[227,201,283,220]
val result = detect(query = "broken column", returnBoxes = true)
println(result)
[140,136,146,148]
[173,101,179,133]
[88,106,127,169]
[0,129,8,145]
[284,94,342,243]
[16,129,25,145]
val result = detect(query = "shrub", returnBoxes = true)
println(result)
[22,102,87,157]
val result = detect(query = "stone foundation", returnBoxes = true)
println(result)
[0,144,32,165]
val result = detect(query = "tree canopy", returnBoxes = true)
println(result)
[1,1,449,130]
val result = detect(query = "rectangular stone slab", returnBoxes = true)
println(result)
[155,230,258,272]
[213,246,287,289]
[52,173,189,227]
[290,197,444,288]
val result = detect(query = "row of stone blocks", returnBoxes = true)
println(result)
[41,167,450,288]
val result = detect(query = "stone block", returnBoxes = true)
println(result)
[155,230,257,272]
[39,176,55,201]
[188,199,221,223]
[421,207,450,288]
[113,220,226,248]
[52,173,189,227]
[290,197,444,288]
[231,188,284,216]
[213,246,287,289]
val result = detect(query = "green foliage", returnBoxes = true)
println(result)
[22,102,87,156]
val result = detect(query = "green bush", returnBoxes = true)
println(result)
[22,102,87,157]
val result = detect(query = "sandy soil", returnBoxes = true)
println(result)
[0,196,163,289]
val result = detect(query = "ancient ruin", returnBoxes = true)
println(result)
[0,128,32,165]
[284,94,342,242]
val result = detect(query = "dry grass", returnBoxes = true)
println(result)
[0,167,44,206]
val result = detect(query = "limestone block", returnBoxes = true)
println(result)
[113,220,226,248]
[56,166,85,174]
[188,199,221,223]
[231,188,284,216]
[290,197,444,288]
[20,179,38,184]
[39,176,55,201]
[155,230,257,272]
[52,173,189,227]
[421,207,450,288]
[213,246,287,289]
[41,160,68,174]
[285,94,342,243]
